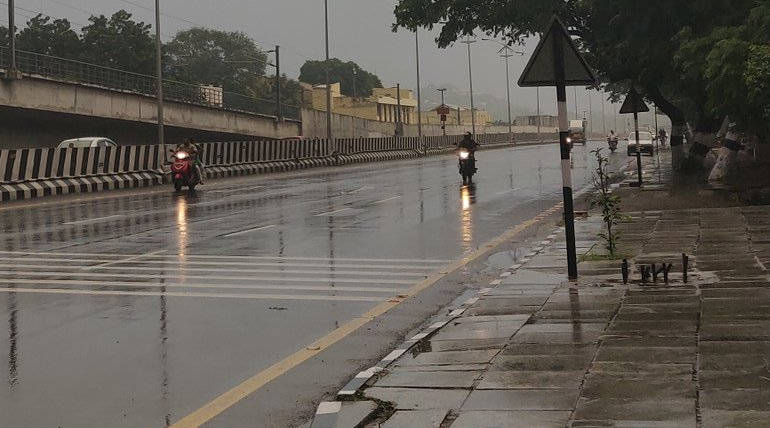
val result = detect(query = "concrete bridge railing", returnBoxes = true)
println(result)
[0,133,521,202]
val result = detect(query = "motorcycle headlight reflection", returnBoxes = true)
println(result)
[459,150,470,160]
[176,152,189,160]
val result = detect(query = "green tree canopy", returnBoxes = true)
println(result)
[79,10,155,74]
[299,59,382,97]
[165,28,267,94]
[16,14,81,58]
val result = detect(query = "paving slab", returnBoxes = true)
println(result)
[500,343,597,356]
[381,410,447,428]
[477,370,585,389]
[396,349,499,366]
[450,410,571,428]
[700,369,770,389]
[572,397,696,425]
[581,376,695,399]
[701,389,770,411]
[374,370,480,389]
[489,355,592,372]
[701,409,770,428]
[594,346,695,364]
[364,387,470,410]
[426,338,508,352]
[461,389,577,411]
[431,320,525,341]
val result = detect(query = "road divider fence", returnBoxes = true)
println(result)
[0,133,533,202]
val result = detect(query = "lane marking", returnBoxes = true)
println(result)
[372,196,401,204]
[221,225,276,238]
[0,257,437,272]
[0,264,429,278]
[0,251,452,264]
[313,208,352,217]
[0,278,405,294]
[63,214,125,225]
[81,249,167,270]
[0,287,383,302]
[1,271,415,284]
[169,199,563,428]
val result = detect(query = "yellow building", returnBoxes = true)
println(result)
[422,105,493,126]
[305,83,417,124]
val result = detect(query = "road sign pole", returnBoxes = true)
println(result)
[634,111,642,186]
[553,29,578,280]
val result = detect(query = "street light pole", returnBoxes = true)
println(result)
[324,0,333,145]
[501,49,514,143]
[7,0,16,76]
[461,36,477,139]
[438,88,447,136]
[352,68,357,99]
[275,45,281,121]
[154,0,165,153]
[536,87,541,141]
[415,29,423,150]
[601,96,606,135]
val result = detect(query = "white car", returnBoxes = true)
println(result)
[57,137,117,149]
[626,131,654,156]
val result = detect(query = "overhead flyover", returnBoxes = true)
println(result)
[0,47,302,148]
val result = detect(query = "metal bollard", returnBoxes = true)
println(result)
[622,259,629,284]
[682,253,689,283]
[652,263,658,282]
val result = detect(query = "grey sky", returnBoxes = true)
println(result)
[14,0,642,127]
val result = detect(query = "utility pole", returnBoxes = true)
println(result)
[438,88,447,136]
[352,68,357,98]
[461,36,477,138]
[588,91,592,137]
[154,0,165,153]
[275,45,281,121]
[415,29,423,149]
[324,0,333,145]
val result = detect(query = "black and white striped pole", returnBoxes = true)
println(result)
[553,31,578,280]
[518,17,595,281]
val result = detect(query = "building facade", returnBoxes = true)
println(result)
[304,83,417,124]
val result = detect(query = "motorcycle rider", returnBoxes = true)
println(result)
[658,128,668,147]
[175,138,205,185]
[457,132,479,171]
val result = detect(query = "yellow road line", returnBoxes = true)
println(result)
[169,201,563,428]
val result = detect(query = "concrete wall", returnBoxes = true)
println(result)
[301,109,557,139]
[0,76,301,148]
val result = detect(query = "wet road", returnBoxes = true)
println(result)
[0,141,620,427]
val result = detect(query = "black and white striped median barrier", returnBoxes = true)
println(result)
[518,16,596,280]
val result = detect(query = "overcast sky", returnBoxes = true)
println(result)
[13,0,640,125]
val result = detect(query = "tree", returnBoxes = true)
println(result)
[299,59,382,97]
[16,14,81,58]
[246,75,304,107]
[391,0,757,168]
[165,28,267,94]
[79,10,155,74]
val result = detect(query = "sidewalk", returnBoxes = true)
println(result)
[311,151,770,427]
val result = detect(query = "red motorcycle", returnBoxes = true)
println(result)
[170,150,200,191]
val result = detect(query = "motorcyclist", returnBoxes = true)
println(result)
[659,128,668,147]
[175,138,205,184]
[458,132,479,152]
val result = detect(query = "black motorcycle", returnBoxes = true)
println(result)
[458,148,477,185]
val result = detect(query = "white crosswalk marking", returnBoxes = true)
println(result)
[0,252,448,303]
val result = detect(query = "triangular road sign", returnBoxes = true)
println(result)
[619,88,649,114]
[518,16,596,87]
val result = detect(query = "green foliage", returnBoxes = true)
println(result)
[165,28,267,94]
[17,14,81,58]
[299,59,382,97]
[79,10,155,74]
[590,148,624,256]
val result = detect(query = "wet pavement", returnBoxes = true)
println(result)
[0,142,620,427]
[323,150,770,428]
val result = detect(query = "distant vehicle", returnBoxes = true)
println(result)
[567,119,587,145]
[626,131,655,156]
[57,137,117,149]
